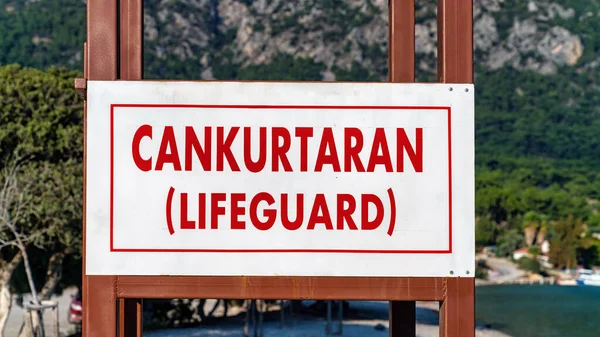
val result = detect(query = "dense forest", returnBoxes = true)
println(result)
[1,0,599,280]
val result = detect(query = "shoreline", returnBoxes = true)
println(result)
[415,301,512,337]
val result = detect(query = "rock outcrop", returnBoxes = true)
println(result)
[141,0,585,79]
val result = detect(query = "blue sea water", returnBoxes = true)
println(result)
[476,285,600,337]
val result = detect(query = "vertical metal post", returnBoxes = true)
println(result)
[251,300,257,337]
[86,0,118,81]
[439,278,475,337]
[243,301,250,337]
[119,298,143,337]
[55,305,59,337]
[279,300,285,328]
[389,302,416,337]
[388,1,416,335]
[437,0,474,84]
[118,1,144,335]
[326,301,332,335]
[337,301,343,335]
[258,300,264,337]
[326,301,343,336]
[83,1,119,337]
[85,276,118,337]
[120,0,144,80]
[388,0,415,83]
[438,0,475,336]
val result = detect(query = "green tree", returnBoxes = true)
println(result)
[496,229,525,258]
[523,211,541,247]
[0,64,83,335]
[576,240,600,269]
[475,218,496,247]
[518,256,541,274]
[549,216,586,270]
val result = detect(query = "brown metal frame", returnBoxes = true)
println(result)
[77,0,474,336]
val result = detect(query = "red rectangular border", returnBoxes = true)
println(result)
[109,104,452,254]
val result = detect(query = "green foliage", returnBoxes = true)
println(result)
[475,218,496,248]
[518,256,542,274]
[333,62,378,81]
[214,54,326,81]
[0,64,82,162]
[550,216,586,269]
[10,247,80,296]
[497,230,525,258]
[475,66,600,167]
[475,266,488,280]
[528,246,541,256]
[475,259,490,280]
[0,0,86,70]
[491,0,531,41]
[475,165,592,228]
[0,64,83,289]
[588,213,600,233]
[577,240,600,268]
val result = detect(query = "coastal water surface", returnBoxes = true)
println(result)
[476,285,600,337]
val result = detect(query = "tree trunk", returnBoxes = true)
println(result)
[207,300,220,318]
[524,226,537,247]
[18,251,65,337]
[17,242,42,337]
[19,245,39,307]
[0,252,23,335]
[223,300,229,317]
[38,251,65,301]
[535,228,547,246]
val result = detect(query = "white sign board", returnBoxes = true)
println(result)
[86,81,474,277]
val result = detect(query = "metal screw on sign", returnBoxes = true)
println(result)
[466,270,470,275]
[450,270,454,275]
[449,87,453,91]
[465,88,469,92]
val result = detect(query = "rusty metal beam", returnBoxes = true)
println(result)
[118,2,145,335]
[119,0,143,80]
[388,0,415,82]
[115,276,445,301]
[86,0,118,80]
[437,0,474,83]
[437,0,474,334]
[84,1,118,336]
[74,78,87,99]
[388,1,417,335]
[86,276,118,337]
[439,278,475,337]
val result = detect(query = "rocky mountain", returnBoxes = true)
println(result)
[142,0,588,80]
[0,0,592,79]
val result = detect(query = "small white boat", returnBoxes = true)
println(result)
[556,278,577,286]
[575,269,600,286]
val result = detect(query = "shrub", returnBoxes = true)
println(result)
[518,256,541,274]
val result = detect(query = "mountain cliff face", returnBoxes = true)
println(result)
[142,0,586,80]
[0,0,591,79]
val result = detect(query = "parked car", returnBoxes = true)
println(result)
[68,288,82,325]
